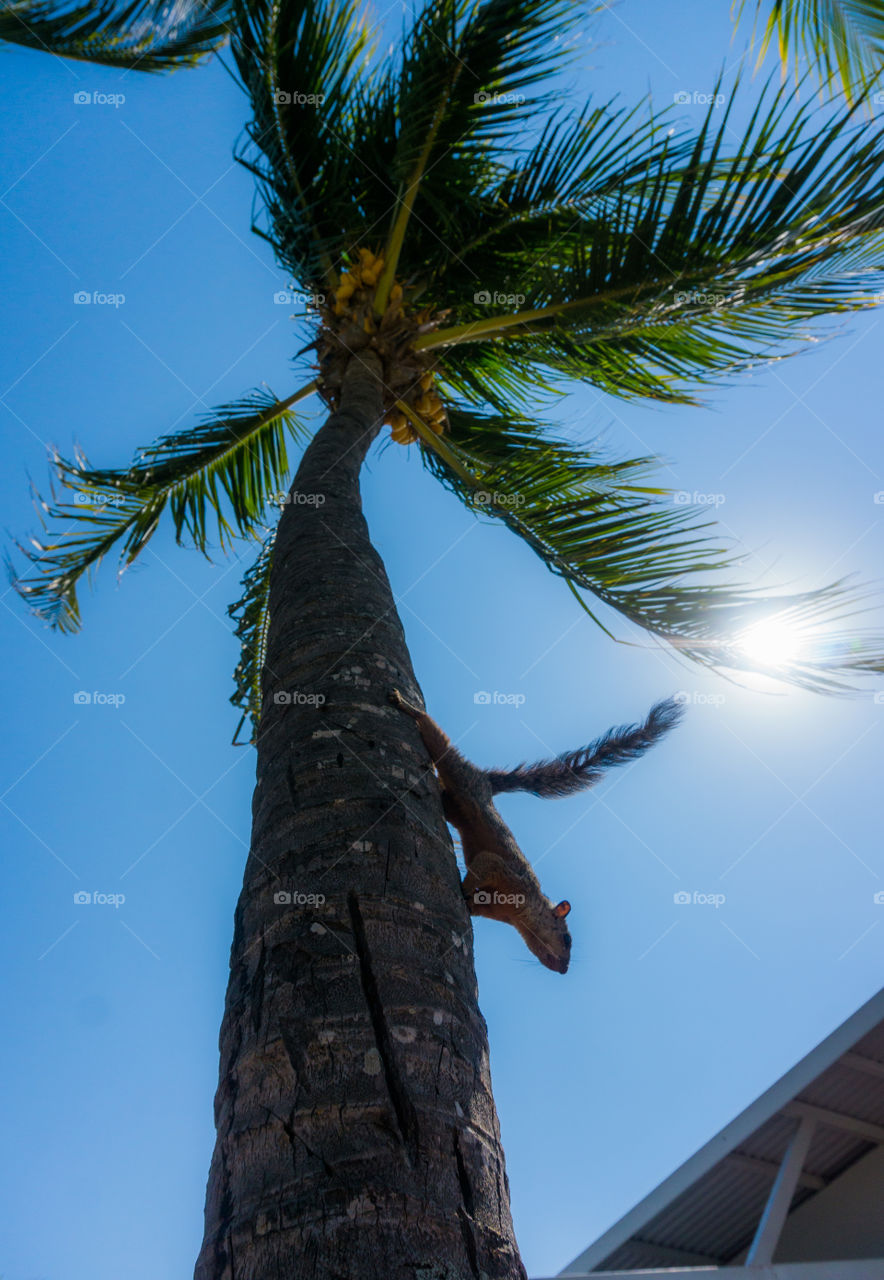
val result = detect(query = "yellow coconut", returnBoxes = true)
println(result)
[362,257,384,286]
[391,421,417,445]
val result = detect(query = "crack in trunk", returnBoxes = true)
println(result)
[347,889,419,1162]
[454,1126,481,1278]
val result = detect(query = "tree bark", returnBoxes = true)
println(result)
[195,348,526,1280]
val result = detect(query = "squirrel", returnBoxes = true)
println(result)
[388,689,683,974]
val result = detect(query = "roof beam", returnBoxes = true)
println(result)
[842,1050,884,1080]
[746,1115,816,1267]
[785,1100,884,1145]
[725,1149,826,1191]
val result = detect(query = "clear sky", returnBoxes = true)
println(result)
[1,4,882,1278]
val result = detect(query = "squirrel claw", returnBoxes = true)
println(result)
[388,688,405,708]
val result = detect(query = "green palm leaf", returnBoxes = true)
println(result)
[0,0,231,70]
[371,0,581,296]
[417,406,884,690]
[231,0,376,287]
[419,81,884,403]
[411,100,689,292]
[229,525,276,745]
[12,385,313,631]
[736,0,884,100]
[433,345,563,419]
[234,0,583,291]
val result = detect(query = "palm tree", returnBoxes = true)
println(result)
[5,0,884,1275]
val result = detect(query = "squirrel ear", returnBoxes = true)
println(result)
[553,900,571,919]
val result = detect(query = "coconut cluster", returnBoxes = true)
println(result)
[333,247,391,318]
[386,371,446,444]
[324,248,447,446]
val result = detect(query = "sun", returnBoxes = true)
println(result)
[736,618,806,667]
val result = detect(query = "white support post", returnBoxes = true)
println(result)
[745,1114,816,1267]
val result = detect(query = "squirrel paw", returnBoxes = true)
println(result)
[388,688,406,709]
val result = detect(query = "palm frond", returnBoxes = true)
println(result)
[411,100,690,289]
[736,0,884,100]
[235,0,583,290]
[417,81,884,403]
[372,0,580,293]
[0,0,231,69]
[12,385,313,631]
[434,344,563,418]
[392,0,576,182]
[229,524,276,744]
[231,0,376,287]
[418,406,884,690]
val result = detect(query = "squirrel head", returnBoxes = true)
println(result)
[517,898,572,974]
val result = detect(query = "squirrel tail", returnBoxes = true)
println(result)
[486,697,684,798]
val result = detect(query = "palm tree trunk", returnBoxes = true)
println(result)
[195,347,526,1280]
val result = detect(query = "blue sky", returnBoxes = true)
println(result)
[1,3,882,1278]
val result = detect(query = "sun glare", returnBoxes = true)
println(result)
[736,618,805,667]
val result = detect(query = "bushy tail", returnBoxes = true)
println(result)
[487,697,684,799]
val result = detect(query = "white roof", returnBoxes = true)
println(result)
[561,987,884,1274]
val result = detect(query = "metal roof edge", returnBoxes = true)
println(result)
[561,987,884,1276]
[543,1261,884,1280]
